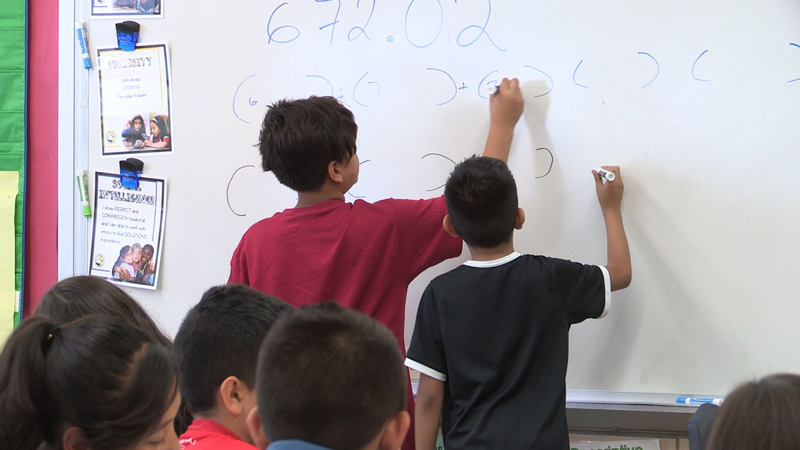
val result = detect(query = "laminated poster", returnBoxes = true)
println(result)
[92,0,163,18]
[97,44,173,156]
[89,172,166,290]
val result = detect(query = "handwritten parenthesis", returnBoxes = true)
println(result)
[368,82,380,99]
[573,60,589,89]
[227,165,255,216]
[233,75,258,124]
[348,0,375,41]
[405,0,443,49]
[637,52,660,88]
[267,3,299,44]
[534,148,553,178]
[478,70,499,100]
[692,50,711,82]
[427,68,458,105]
[455,0,506,52]
[353,72,381,107]
[306,75,336,97]
[789,43,800,83]
[347,159,371,199]
[422,153,457,191]
[523,66,553,98]
[316,0,342,45]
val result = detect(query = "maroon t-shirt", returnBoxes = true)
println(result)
[229,196,462,345]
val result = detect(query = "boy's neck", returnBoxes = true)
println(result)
[467,240,516,262]
[295,189,345,208]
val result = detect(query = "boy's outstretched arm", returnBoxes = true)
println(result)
[482,77,524,163]
[415,374,445,450]
[593,166,632,291]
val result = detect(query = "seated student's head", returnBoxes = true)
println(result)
[706,373,800,450]
[35,275,171,347]
[444,156,523,249]
[173,284,292,443]
[258,96,359,193]
[0,315,181,450]
[247,302,409,450]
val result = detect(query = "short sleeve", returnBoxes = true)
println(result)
[228,239,249,285]
[390,196,462,280]
[406,283,447,381]
[549,258,607,323]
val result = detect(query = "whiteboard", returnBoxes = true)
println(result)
[77,0,800,397]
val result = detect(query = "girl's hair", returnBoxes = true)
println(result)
[35,275,171,347]
[0,315,179,450]
[706,373,800,450]
[34,276,193,435]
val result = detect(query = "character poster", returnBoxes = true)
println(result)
[97,44,173,156]
[89,172,166,290]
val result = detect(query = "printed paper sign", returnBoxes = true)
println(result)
[97,44,173,156]
[92,0,163,18]
[89,172,166,290]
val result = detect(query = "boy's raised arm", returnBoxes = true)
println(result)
[482,77,524,163]
[593,166,632,291]
[415,374,445,450]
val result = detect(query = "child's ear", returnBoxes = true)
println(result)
[62,427,90,450]
[246,407,271,450]
[377,411,411,450]
[328,160,343,183]
[218,376,248,416]
[442,215,460,238]
[515,207,525,230]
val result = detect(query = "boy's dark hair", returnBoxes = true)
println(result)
[0,315,178,450]
[257,302,406,450]
[444,156,519,248]
[258,96,358,192]
[707,373,800,450]
[173,284,292,414]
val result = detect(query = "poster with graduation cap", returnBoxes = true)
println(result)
[97,42,173,156]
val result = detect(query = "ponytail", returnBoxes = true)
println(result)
[0,316,60,450]
[0,315,178,450]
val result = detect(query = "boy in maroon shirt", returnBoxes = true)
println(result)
[229,78,524,450]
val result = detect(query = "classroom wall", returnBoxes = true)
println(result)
[24,0,59,313]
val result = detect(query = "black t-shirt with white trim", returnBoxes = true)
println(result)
[406,252,609,450]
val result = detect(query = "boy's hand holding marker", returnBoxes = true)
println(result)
[485,77,524,162]
[592,165,632,291]
[593,166,623,211]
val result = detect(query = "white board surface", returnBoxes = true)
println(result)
[78,0,800,397]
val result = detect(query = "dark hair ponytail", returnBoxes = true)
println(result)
[0,315,178,450]
[0,317,57,450]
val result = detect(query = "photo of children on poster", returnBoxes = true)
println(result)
[97,44,173,156]
[90,172,166,290]
[92,0,163,18]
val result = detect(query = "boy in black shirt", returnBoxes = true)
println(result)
[406,156,631,450]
